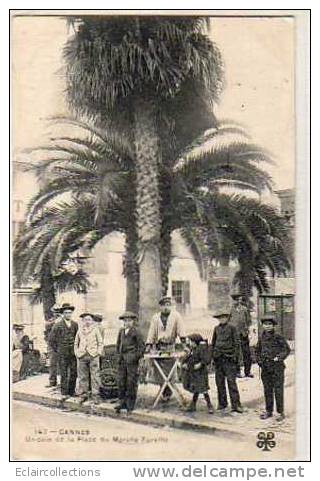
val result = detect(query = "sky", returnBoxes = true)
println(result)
[12,14,295,190]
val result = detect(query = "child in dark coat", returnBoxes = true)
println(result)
[255,316,291,422]
[181,333,213,413]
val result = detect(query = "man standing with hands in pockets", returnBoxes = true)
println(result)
[49,303,78,400]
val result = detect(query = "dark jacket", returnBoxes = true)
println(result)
[255,331,291,369]
[44,317,59,343]
[116,326,145,364]
[181,342,210,394]
[49,319,78,356]
[211,323,240,362]
[13,334,30,353]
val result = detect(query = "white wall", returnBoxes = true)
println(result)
[84,232,126,329]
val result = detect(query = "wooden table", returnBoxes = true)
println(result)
[144,351,187,408]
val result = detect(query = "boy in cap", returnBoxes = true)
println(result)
[181,333,213,413]
[211,311,243,413]
[74,313,104,403]
[49,303,78,399]
[115,311,145,413]
[146,296,186,401]
[256,316,291,421]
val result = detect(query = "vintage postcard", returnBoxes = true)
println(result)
[10,10,310,461]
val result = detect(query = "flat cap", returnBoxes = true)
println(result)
[119,311,138,320]
[13,323,25,330]
[79,312,95,318]
[260,316,278,325]
[159,296,172,305]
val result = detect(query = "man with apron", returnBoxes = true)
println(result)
[146,296,186,401]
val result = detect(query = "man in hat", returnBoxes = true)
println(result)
[229,294,253,378]
[74,313,104,403]
[255,316,291,421]
[115,311,145,413]
[211,311,243,413]
[44,304,61,388]
[146,296,186,401]
[49,303,78,399]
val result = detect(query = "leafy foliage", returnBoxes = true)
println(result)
[179,193,291,296]
[18,117,290,301]
[31,269,91,304]
[64,16,224,117]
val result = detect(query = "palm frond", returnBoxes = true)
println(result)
[179,227,208,281]
[173,125,274,193]
[48,115,134,159]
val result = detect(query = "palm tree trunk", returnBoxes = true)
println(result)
[41,260,56,321]
[160,227,172,296]
[133,96,162,335]
[124,226,139,313]
[160,168,173,296]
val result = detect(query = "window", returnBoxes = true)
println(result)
[171,281,190,314]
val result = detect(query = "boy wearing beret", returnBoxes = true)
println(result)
[181,333,213,413]
[255,316,291,421]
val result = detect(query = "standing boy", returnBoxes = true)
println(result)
[211,311,243,413]
[255,316,291,421]
[74,313,104,404]
[49,303,78,399]
[115,311,145,413]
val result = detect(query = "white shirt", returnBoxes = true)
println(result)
[146,310,185,344]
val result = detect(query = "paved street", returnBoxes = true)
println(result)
[12,400,295,461]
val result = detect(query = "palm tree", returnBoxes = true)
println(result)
[23,117,140,311]
[13,197,106,319]
[30,264,91,321]
[176,193,291,298]
[159,121,275,291]
[22,115,288,318]
[63,15,224,326]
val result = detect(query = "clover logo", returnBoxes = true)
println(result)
[256,431,276,451]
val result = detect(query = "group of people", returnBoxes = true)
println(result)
[45,303,104,403]
[39,292,290,421]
